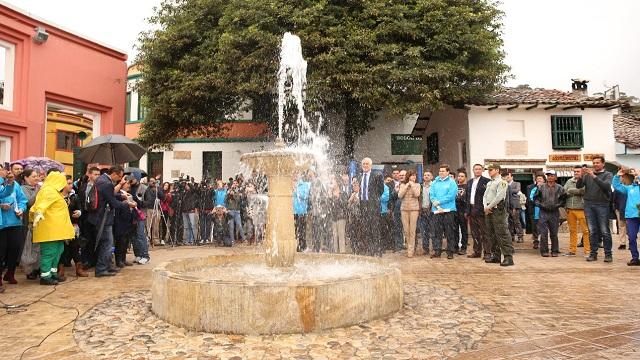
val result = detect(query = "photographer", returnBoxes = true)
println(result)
[181,182,199,245]
[199,181,215,244]
[128,171,150,265]
[225,179,246,245]
[143,177,164,245]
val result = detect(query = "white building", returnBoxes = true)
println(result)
[411,80,627,188]
[614,113,640,169]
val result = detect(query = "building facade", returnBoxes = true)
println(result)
[0,2,127,165]
[124,66,272,182]
[614,112,640,169]
[412,81,626,187]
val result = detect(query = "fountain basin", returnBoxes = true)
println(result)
[151,253,403,335]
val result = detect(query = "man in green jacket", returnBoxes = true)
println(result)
[564,165,590,256]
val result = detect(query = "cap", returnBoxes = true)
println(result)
[486,163,501,171]
[545,169,557,176]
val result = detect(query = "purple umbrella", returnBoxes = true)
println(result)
[15,156,65,174]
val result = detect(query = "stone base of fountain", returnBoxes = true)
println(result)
[151,253,403,335]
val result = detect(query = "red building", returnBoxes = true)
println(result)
[0,2,127,164]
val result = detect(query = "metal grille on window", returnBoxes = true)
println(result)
[551,115,583,150]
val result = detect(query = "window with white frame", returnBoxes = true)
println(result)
[0,39,15,111]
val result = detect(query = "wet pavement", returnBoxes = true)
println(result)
[1,234,639,359]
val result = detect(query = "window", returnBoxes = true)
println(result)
[0,39,16,111]
[551,115,583,149]
[125,92,131,122]
[202,151,222,181]
[56,131,79,151]
[426,132,439,164]
[137,95,147,121]
[458,140,467,167]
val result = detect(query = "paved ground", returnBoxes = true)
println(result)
[1,234,639,360]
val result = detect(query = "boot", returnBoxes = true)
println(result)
[55,265,67,282]
[3,271,17,284]
[75,263,89,277]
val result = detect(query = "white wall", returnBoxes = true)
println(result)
[137,141,273,182]
[420,107,470,173]
[353,112,423,164]
[468,107,617,168]
[616,142,640,169]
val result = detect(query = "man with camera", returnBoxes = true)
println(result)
[576,156,614,262]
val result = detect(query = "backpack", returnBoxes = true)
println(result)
[86,184,99,212]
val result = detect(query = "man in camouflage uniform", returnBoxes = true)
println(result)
[483,163,514,266]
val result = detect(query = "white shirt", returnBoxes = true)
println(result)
[470,177,480,205]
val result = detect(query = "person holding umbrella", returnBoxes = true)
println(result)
[29,171,75,285]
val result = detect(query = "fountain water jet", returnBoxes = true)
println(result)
[152,32,403,335]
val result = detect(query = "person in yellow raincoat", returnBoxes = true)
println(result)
[30,171,75,285]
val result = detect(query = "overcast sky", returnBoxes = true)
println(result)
[4,0,640,96]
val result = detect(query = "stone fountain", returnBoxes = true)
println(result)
[151,33,403,335]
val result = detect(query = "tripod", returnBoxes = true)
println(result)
[145,189,172,246]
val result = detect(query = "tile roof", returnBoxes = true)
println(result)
[614,113,640,149]
[469,87,628,108]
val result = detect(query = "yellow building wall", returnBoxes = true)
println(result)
[45,111,93,176]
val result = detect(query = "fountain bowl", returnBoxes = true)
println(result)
[151,253,403,335]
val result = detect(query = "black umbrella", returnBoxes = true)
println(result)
[78,134,146,165]
[123,167,148,178]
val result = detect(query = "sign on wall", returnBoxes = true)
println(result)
[391,134,422,155]
[583,153,604,162]
[549,154,581,162]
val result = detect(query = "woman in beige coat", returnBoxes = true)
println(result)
[398,170,422,257]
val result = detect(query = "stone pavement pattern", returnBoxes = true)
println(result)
[0,234,639,359]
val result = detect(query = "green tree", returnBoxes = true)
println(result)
[136,0,508,157]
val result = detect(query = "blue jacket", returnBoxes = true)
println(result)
[214,188,227,207]
[380,183,390,214]
[529,187,540,220]
[0,184,28,229]
[429,176,457,213]
[613,175,640,219]
[293,180,310,215]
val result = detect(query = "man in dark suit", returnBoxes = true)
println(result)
[355,157,385,256]
[465,164,491,259]
[88,166,136,277]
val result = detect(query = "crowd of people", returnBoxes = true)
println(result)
[0,154,638,293]
[291,156,640,269]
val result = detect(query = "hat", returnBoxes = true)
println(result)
[545,169,557,176]
[131,170,142,182]
[486,163,501,171]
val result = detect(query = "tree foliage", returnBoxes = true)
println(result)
[136,0,508,156]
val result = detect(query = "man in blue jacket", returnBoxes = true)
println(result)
[429,164,458,259]
[293,172,310,252]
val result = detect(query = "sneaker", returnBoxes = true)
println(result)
[563,252,576,256]
[604,255,613,263]
[627,259,640,266]
[133,257,141,264]
[618,244,626,250]
[39,277,58,285]
[138,257,150,265]
[160,240,165,245]
[586,255,598,262]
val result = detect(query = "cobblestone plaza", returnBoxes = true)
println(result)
[2,234,639,359]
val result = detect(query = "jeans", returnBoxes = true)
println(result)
[182,212,198,244]
[392,209,404,251]
[455,210,468,251]
[95,225,114,274]
[538,210,560,254]
[132,220,149,259]
[419,209,433,252]
[295,214,307,251]
[199,211,213,243]
[626,218,640,260]
[584,203,613,257]
[228,210,245,242]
